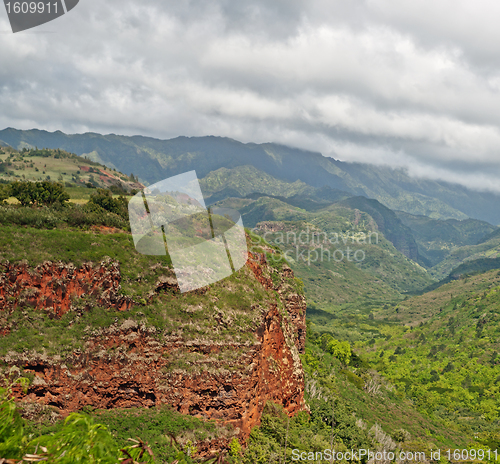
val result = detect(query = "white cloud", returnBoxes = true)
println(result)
[1,0,500,191]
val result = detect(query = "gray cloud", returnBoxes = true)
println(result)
[1,0,500,192]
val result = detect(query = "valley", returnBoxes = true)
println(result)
[1,143,500,462]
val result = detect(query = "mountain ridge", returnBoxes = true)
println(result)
[2,128,500,224]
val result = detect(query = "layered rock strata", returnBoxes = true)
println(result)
[0,258,132,318]
[1,248,307,443]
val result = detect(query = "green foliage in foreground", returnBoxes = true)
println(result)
[0,378,29,459]
[1,381,234,463]
[24,408,226,463]
[1,379,156,462]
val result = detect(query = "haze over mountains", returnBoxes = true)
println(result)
[2,127,500,225]
[4,127,500,288]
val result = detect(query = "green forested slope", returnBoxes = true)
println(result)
[430,235,500,280]
[396,211,496,267]
[358,270,500,436]
[219,196,434,298]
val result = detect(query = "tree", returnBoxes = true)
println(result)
[0,183,11,203]
[326,338,351,366]
[88,188,128,219]
[9,181,70,206]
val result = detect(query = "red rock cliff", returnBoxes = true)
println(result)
[1,248,307,445]
[0,258,132,318]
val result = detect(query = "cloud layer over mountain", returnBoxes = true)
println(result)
[1,0,500,191]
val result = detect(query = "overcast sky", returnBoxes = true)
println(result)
[1,0,500,192]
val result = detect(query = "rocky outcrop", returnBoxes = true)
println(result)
[6,305,305,439]
[1,246,307,448]
[0,258,133,317]
[247,251,306,354]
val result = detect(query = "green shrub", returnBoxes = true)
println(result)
[0,203,129,230]
[0,378,29,459]
[326,338,351,365]
[229,437,242,460]
[0,183,10,203]
[10,180,70,206]
[88,189,128,220]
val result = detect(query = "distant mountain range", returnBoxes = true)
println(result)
[2,128,500,224]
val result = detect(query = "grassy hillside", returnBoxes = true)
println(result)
[0,146,141,194]
[220,195,434,298]
[301,331,468,449]
[308,206,431,294]
[3,128,500,223]
[430,235,500,280]
[297,268,500,445]
[200,165,315,203]
[238,192,419,260]
[249,221,402,309]
[396,211,496,267]
[394,210,500,283]
[420,258,500,294]
[355,270,500,437]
